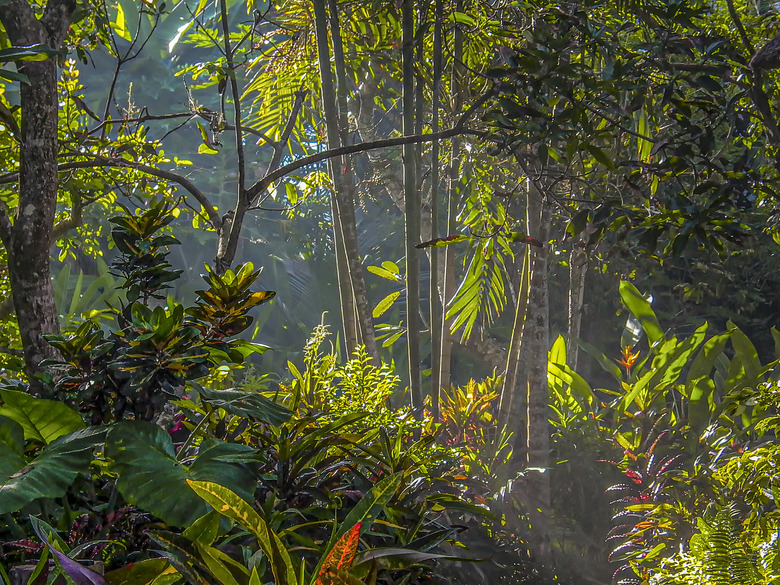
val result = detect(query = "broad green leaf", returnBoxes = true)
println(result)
[187,480,298,585]
[381,261,399,274]
[686,330,730,384]
[575,337,624,382]
[373,291,401,319]
[354,547,466,570]
[0,390,85,444]
[0,427,104,514]
[107,422,256,527]
[727,321,761,383]
[183,510,223,545]
[549,335,567,365]
[0,415,24,479]
[104,558,178,585]
[548,362,594,404]
[0,68,29,83]
[195,386,292,426]
[619,281,664,345]
[584,143,614,169]
[0,44,58,62]
[772,327,780,362]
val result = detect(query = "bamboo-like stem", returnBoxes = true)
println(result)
[428,0,444,419]
[403,0,422,411]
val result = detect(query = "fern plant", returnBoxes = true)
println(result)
[650,504,775,585]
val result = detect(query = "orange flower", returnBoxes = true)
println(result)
[617,345,640,374]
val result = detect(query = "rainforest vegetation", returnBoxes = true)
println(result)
[0,0,779,583]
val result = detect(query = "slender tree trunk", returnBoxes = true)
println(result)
[327,0,379,362]
[313,0,377,360]
[0,0,77,394]
[567,239,587,370]
[498,213,531,429]
[402,0,422,410]
[439,0,463,394]
[525,186,552,557]
[428,0,444,419]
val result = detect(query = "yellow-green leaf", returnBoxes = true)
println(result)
[373,291,400,319]
[187,480,298,585]
[113,3,132,41]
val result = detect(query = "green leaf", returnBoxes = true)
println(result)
[198,143,220,155]
[619,282,664,346]
[187,480,298,585]
[584,143,614,169]
[104,558,178,585]
[367,266,401,282]
[727,321,761,382]
[0,390,85,444]
[687,331,731,384]
[112,2,132,41]
[0,44,58,62]
[381,261,400,274]
[0,68,29,84]
[194,542,249,585]
[0,427,104,514]
[182,510,223,545]
[373,291,401,319]
[106,421,256,528]
[195,385,292,426]
[330,474,401,551]
[0,415,24,479]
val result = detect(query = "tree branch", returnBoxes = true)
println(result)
[219,0,246,197]
[0,157,222,230]
[244,87,492,204]
[267,88,307,174]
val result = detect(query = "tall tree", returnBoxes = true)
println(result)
[0,0,79,393]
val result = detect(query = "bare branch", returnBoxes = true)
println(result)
[268,88,307,174]
[0,157,222,230]
[219,0,246,197]
[243,87,492,205]
[245,126,486,204]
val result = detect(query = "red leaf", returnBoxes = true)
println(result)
[317,522,362,584]
[508,232,544,247]
[415,234,469,249]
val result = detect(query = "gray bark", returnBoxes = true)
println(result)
[567,240,587,370]
[0,0,78,394]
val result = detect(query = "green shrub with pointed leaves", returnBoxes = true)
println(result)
[44,201,276,423]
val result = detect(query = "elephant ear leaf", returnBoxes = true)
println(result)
[106,421,256,528]
[0,426,104,514]
[0,415,25,479]
[0,389,84,444]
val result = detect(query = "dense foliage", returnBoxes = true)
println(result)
[1,0,780,584]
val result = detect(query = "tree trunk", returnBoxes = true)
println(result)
[0,0,78,394]
[402,0,422,410]
[439,0,464,394]
[428,0,444,419]
[312,0,377,361]
[525,187,552,557]
[567,239,587,370]
[498,228,531,430]
[327,0,379,363]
